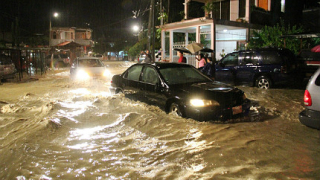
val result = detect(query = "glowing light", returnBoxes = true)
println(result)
[103,69,111,77]
[132,25,140,32]
[76,69,90,80]
[190,99,219,107]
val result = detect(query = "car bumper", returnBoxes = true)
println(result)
[185,99,251,121]
[1,72,16,79]
[299,109,320,129]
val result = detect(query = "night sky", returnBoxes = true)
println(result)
[0,0,183,42]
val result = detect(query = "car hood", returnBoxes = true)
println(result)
[170,81,245,107]
[77,67,106,75]
[171,81,234,93]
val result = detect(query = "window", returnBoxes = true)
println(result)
[127,65,143,81]
[222,53,238,66]
[53,32,57,39]
[315,74,320,86]
[260,51,282,65]
[160,67,209,85]
[221,0,230,20]
[142,67,158,84]
[212,0,230,20]
[239,0,246,18]
[257,0,269,11]
[71,32,74,39]
[281,0,285,12]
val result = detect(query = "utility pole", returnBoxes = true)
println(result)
[147,0,155,62]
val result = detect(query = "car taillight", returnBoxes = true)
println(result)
[304,90,312,106]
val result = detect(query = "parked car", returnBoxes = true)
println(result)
[110,62,251,121]
[70,57,110,80]
[299,67,320,129]
[0,54,17,80]
[215,48,299,89]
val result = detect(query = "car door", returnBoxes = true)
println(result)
[215,52,239,85]
[140,66,167,108]
[122,64,144,93]
[236,51,259,85]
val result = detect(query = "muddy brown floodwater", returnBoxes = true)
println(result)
[0,61,319,179]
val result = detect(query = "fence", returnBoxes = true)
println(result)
[0,48,49,81]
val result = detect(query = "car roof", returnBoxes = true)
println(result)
[77,57,100,60]
[139,62,193,69]
[237,47,292,53]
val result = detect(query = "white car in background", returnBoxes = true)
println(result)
[0,54,17,81]
[299,67,320,129]
[70,57,110,80]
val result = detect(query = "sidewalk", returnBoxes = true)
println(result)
[1,68,68,84]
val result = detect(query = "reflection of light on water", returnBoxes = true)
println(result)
[187,163,205,172]
[67,114,127,149]
[70,88,91,95]
[185,128,206,153]
[70,88,111,97]
[57,101,93,123]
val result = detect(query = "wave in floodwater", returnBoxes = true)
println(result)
[0,65,319,179]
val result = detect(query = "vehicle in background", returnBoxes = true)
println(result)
[0,54,17,81]
[299,67,320,129]
[297,49,320,78]
[93,54,104,61]
[110,62,251,121]
[70,57,110,80]
[215,48,299,89]
[138,52,160,63]
[138,54,145,62]
[46,54,70,68]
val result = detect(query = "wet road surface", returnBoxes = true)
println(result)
[0,61,319,179]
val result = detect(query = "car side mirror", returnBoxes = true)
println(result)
[219,62,225,68]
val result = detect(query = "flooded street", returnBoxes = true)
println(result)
[0,61,320,179]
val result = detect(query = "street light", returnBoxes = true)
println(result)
[49,12,59,47]
[132,25,140,32]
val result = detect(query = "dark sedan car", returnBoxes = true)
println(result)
[110,62,251,121]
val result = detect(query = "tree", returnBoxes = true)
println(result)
[128,37,148,60]
[248,23,305,54]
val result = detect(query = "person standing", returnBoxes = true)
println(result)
[177,51,186,63]
[142,50,152,63]
[196,54,206,70]
[201,57,215,79]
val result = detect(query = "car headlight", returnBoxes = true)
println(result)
[190,99,219,107]
[76,69,90,80]
[103,69,111,77]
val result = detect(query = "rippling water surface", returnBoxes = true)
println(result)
[0,61,319,179]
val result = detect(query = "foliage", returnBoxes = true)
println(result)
[158,12,168,24]
[128,37,148,58]
[27,35,48,48]
[202,1,219,17]
[248,23,305,54]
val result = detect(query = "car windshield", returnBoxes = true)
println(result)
[78,59,103,67]
[159,66,211,85]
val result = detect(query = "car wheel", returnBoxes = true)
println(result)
[115,88,123,94]
[169,102,184,117]
[256,76,272,89]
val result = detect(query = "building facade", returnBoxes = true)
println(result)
[49,27,93,58]
[160,0,274,67]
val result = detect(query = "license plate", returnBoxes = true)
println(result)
[232,105,242,115]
